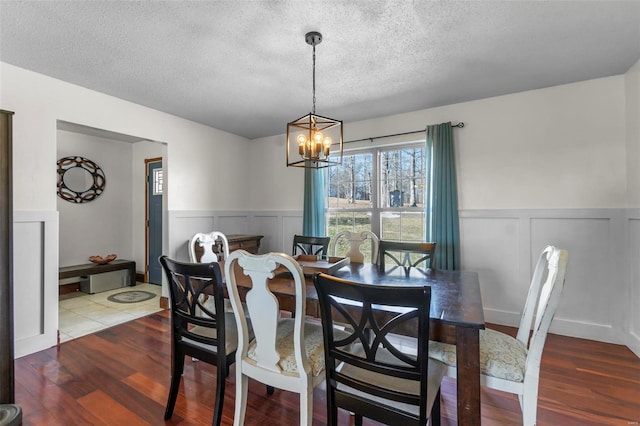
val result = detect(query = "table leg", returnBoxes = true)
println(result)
[456,327,481,425]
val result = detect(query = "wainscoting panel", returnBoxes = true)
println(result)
[531,216,615,336]
[218,215,250,235]
[461,209,626,344]
[13,221,44,339]
[249,215,280,253]
[11,208,634,359]
[168,209,632,347]
[628,212,640,357]
[459,216,523,319]
[13,211,58,358]
[168,212,216,261]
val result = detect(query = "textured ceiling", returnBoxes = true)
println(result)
[1,1,639,140]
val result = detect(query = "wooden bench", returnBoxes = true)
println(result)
[59,259,137,288]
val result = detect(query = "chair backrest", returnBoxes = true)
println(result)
[225,250,312,376]
[313,273,434,424]
[159,256,227,353]
[292,235,330,257]
[188,231,230,263]
[329,230,380,264]
[517,246,568,370]
[378,240,436,275]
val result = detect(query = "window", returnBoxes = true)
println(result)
[379,147,426,242]
[153,168,163,195]
[327,143,427,256]
[327,153,374,258]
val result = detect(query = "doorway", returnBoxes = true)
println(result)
[146,158,163,284]
[56,123,166,343]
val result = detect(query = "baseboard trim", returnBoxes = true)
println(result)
[626,330,640,358]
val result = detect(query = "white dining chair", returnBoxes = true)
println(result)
[429,245,568,426]
[188,231,233,326]
[224,250,326,426]
[329,230,379,264]
[188,231,230,263]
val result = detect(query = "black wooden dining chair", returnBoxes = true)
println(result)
[159,256,238,426]
[313,273,446,426]
[378,240,436,276]
[292,234,330,257]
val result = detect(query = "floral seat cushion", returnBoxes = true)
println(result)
[428,328,528,382]
[247,318,327,377]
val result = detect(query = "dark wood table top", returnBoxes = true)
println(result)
[331,263,485,330]
[227,259,484,331]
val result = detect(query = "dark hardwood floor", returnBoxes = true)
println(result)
[15,310,640,425]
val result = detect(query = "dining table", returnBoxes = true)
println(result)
[225,257,485,425]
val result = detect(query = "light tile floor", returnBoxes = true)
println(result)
[58,283,164,343]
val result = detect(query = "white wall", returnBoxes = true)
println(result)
[626,59,640,208]
[2,63,251,212]
[57,130,133,266]
[1,62,252,356]
[246,75,638,353]
[625,59,640,356]
[250,76,627,210]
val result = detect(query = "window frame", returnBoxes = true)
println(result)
[326,140,427,242]
[153,168,164,195]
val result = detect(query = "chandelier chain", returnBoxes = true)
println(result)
[312,43,316,115]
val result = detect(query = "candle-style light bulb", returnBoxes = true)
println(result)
[306,139,313,158]
[323,137,332,157]
[297,134,306,156]
[309,131,320,155]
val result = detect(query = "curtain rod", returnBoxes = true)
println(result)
[343,122,464,145]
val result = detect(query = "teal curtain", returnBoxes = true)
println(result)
[426,122,461,270]
[302,166,327,237]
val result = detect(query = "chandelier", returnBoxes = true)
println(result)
[286,31,343,169]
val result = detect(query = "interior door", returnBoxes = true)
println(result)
[146,159,163,284]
